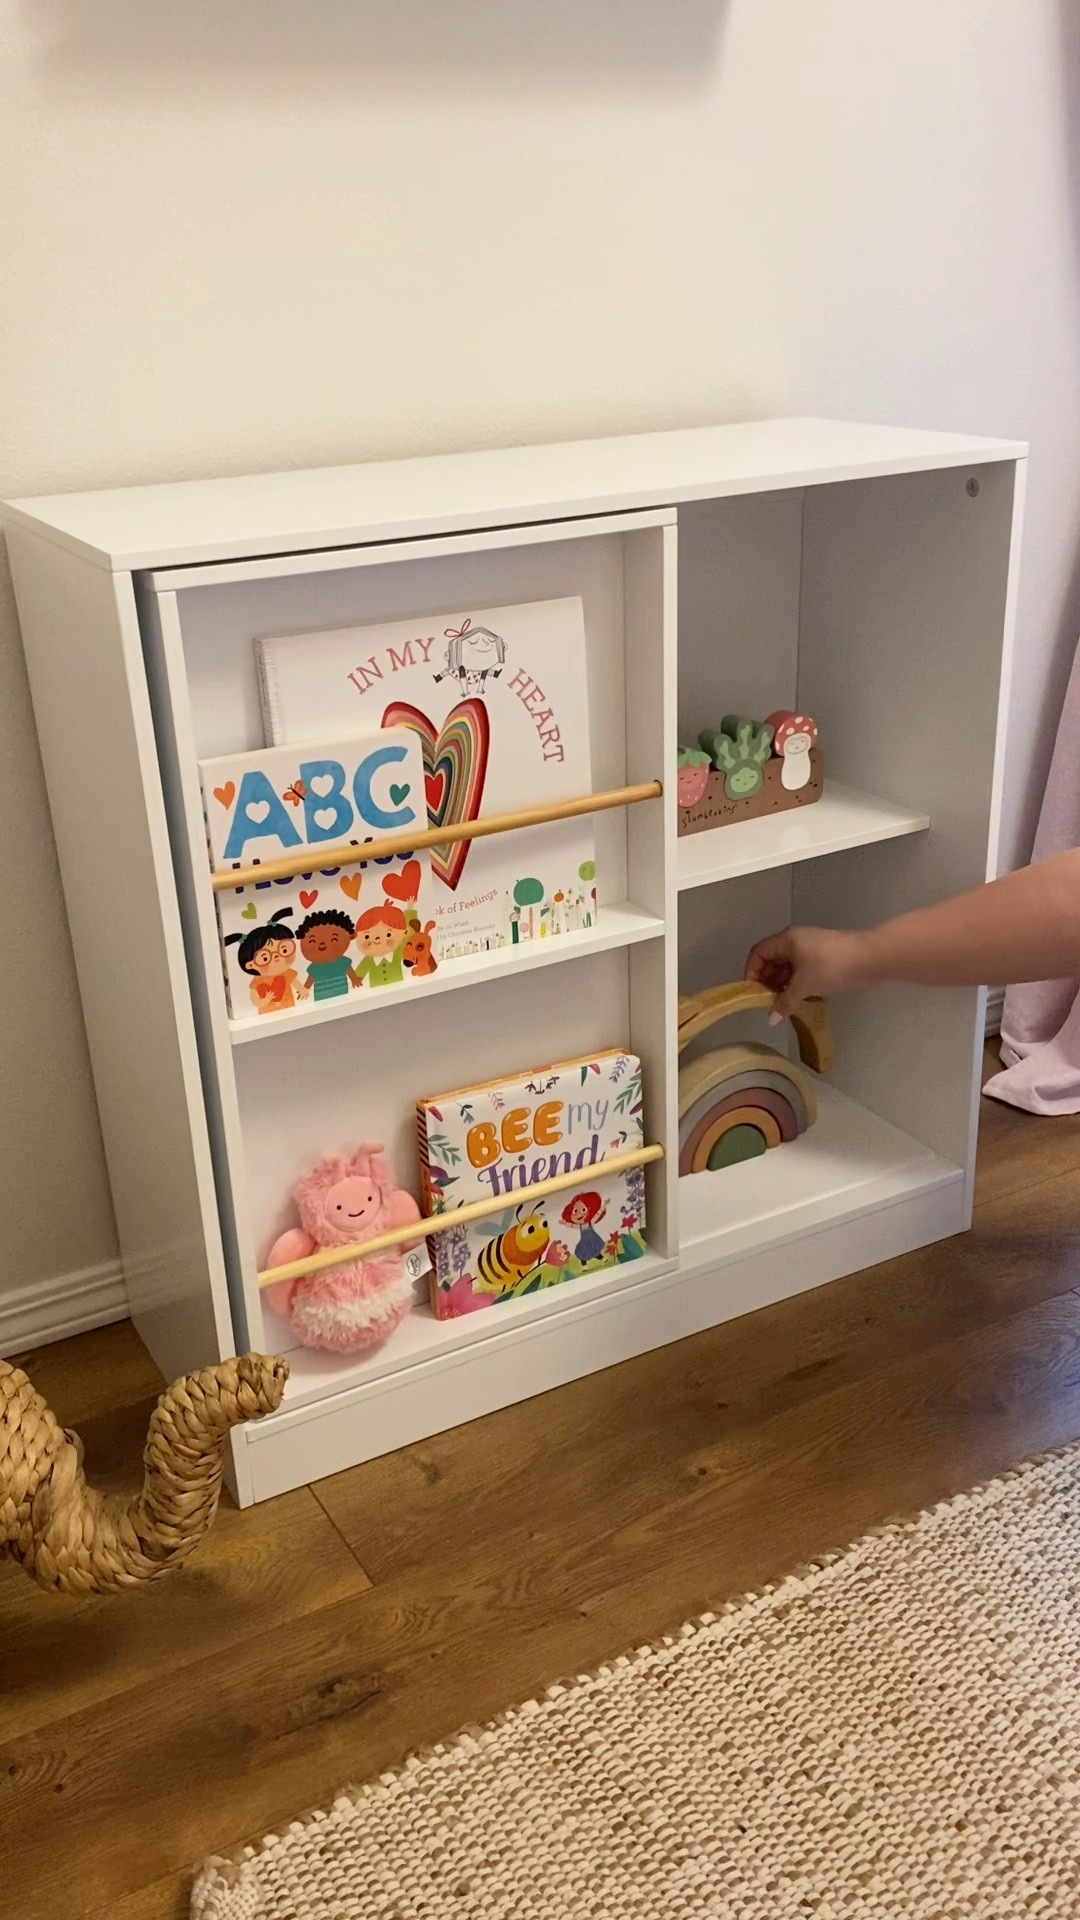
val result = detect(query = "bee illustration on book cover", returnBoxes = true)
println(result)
[417,1051,647,1320]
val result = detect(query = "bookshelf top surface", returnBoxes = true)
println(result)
[4,417,1025,574]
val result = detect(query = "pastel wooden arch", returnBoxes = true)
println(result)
[680,1089,791,1175]
[676,981,833,1075]
[690,1105,783,1173]
[677,1041,818,1175]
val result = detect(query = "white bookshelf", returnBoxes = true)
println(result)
[5,419,1025,1505]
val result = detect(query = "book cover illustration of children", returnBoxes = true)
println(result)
[255,598,598,962]
[199,730,439,1020]
[352,897,421,988]
[295,909,358,1002]
[560,1190,608,1265]
[417,1051,647,1321]
[225,906,301,1015]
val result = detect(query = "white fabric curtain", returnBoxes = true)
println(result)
[984,636,1080,1115]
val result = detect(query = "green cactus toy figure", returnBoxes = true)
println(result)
[699,716,774,801]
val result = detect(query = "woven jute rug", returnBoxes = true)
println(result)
[191,1448,1080,1919]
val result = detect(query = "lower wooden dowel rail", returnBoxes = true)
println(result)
[257,1142,665,1288]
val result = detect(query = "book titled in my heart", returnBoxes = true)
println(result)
[254,598,597,960]
[198,730,438,1021]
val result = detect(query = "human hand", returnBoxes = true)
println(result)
[744,925,864,1019]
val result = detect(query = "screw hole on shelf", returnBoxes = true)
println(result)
[966,477,981,498]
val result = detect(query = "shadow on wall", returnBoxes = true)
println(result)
[1061,0,1080,276]
[36,0,728,86]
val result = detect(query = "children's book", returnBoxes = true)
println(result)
[198,730,439,1020]
[254,598,598,961]
[417,1050,647,1320]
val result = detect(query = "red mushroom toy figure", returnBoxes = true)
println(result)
[766,712,819,792]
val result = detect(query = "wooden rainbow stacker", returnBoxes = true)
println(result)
[677,982,832,1174]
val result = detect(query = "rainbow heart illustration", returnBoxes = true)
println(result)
[241,903,258,920]
[299,889,318,909]
[382,699,489,892]
[213,782,235,809]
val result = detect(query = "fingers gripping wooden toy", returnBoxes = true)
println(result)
[677,982,833,1175]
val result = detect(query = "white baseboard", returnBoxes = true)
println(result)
[985,987,1005,1039]
[0,1259,128,1357]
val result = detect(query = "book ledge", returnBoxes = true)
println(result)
[256,1142,665,1287]
[211,779,663,892]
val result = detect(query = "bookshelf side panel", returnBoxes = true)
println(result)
[6,528,233,1375]
[625,522,678,1255]
[796,460,1020,1178]
[140,587,263,1353]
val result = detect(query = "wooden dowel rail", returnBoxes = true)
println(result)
[213,779,663,893]
[257,1142,664,1288]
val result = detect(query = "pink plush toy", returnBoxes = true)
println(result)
[263,1142,422,1354]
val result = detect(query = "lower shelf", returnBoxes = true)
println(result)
[276,1246,678,1413]
[271,1087,958,1417]
[242,1106,965,1502]
[678,1084,956,1271]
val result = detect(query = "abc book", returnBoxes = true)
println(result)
[199,730,437,1021]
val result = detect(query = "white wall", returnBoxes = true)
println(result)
[2,0,1078,1322]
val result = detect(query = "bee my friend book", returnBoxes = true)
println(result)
[199,730,439,1021]
[417,1051,647,1321]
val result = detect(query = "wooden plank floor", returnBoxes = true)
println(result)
[4,1058,1080,1918]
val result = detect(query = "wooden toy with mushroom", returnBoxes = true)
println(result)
[677,710,824,836]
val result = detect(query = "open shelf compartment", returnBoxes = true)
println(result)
[138,504,680,1378]
[241,942,678,1366]
[679,1084,959,1271]
[278,1083,957,1417]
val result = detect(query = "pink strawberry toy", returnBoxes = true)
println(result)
[677,746,711,809]
[263,1142,422,1353]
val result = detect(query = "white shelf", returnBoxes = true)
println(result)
[277,1247,678,1413]
[676,782,930,890]
[678,1084,958,1272]
[229,901,664,1045]
[271,1083,955,1419]
[7,417,1024,571]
